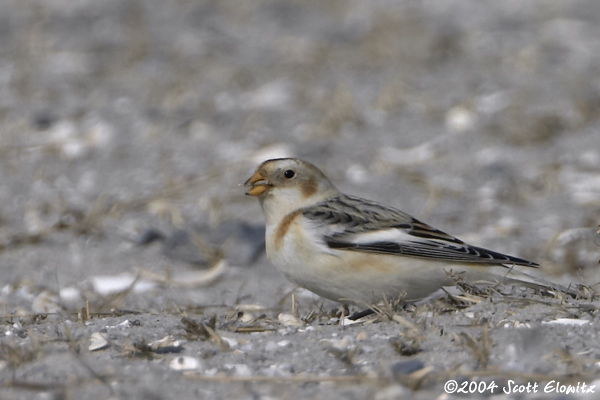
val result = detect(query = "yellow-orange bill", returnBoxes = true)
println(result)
[246,184,271,196]
[245,170,271,196]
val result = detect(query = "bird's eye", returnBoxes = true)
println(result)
[284,169,295,179]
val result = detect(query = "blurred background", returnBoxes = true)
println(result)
[0,0,599,314]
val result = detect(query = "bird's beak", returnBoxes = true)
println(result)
[244,170,272,196]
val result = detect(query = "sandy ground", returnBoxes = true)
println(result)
[1,0,600,399]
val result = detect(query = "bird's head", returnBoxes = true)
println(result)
[245,158,339,219]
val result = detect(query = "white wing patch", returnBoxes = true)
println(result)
[347,228,415,244]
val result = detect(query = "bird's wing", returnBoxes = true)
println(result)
[302,195,538,268]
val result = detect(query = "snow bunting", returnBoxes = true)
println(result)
[245,158,565,305]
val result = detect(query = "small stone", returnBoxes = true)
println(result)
[261,363,294,377]
[240,313,254,323]
[227,364,252,377]
[391,359,425,376]
[170,356,202,371]
[221,336,238,349]
[89,333,110,351]
[542,318,589,326]
[106,320,131,329]
[356,331,369,341]
[445,106,476,132]
[278,313,303,327]
[59,287,83,308]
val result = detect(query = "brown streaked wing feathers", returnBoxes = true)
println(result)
[303,195,539,268]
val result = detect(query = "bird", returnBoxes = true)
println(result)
[244,158,569,307]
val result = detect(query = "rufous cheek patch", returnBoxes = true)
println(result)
[301,178,318,199]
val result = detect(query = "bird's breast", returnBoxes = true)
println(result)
[265,213,331,274]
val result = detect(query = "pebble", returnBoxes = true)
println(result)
[356,331,369,341]
[278,313,303,327]
[390,359,425,376]
[240,313,255,323]
[542,318,589,326]
[89,274,157,296]
[59,287,83,307]
[49,120,88,160]
[170,356,202,371]
[226,364,252,377]
[106,320,131,329]
[261,363,294,377]
[89,332,110,351]
[445,105,477,132]
[221,336,239,349]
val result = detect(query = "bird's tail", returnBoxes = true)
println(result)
[497,267,581,298]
